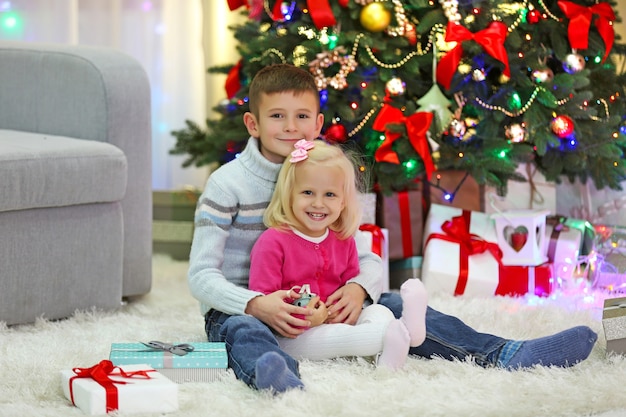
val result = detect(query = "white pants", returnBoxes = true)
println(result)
[277,304,395,360]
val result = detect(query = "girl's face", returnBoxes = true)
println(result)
[290,162,345,237]
[243,91,324,163]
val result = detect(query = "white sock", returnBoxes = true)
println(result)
[400,279,428,347]
[378,319,410,370]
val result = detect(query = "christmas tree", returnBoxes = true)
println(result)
[171,0,626,197]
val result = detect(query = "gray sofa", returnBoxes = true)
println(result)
[0,41,152,325]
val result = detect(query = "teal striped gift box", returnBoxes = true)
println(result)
[110,342,229,383]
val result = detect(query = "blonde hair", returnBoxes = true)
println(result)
[264,140,362,239]
[248,64,320,117]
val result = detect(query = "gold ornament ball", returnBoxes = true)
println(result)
[360,2,392,32]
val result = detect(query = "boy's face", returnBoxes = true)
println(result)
[243,91,324,164]
[290,163,345,238]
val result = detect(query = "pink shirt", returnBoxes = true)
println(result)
[249,228,360,302]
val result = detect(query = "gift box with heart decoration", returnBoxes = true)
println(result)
[491,209,550,266]
[109,342,228,383]
[61,361,178,415]
[421,204,554,297]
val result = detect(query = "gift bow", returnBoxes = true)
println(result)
[141,340,195,356]
[225,60,243,99]
[372,104,435,180]
[426,213,502,295]
[436,21,510,90]
[273,0,336,28]
[359,224,384,257]
[557,0,615,63]
[69,360,153,413]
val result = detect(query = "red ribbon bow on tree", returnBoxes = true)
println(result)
[273,0,336,28]
[225,60,243,99]
[425,213,502,295]
[372,104,435,180]
[436,21,510,90]
[69,360,154,413]
[557,0,615,63]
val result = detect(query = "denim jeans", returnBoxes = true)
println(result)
[205,293,509,387]
[205,309,300,387]
[378,292,507,367]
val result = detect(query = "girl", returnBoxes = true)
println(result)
[249,139,428,369]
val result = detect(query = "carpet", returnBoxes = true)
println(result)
[2,254,626,417]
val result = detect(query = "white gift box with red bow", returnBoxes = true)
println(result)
[358,225,389,293]
[61,361,178,415]
[421,204,501,296]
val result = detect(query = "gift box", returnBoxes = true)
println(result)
[421,204,555,297]
[110,342,228,383]
[602,297,626,355]
[358,225,390,293]
[61,360,178,415]
[153,189,201,260]
[427,170,484,212]
[545,216,585,282]
[484,163,557,214]
[557,178,626,226]
[389,256,422,289]
[497,263,554,297]
[358,192,377,225]
[589,225,626,292]
[421,204,501,296]
[377,188,424,260]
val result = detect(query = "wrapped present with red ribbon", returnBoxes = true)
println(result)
[358,224,389,293]
[422,204,555,297]
[61,360,178,415]
[376,188,425,260]
[421,204,501,296]
[498,263,554,297]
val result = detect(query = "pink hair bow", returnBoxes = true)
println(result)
[290,139,315,162]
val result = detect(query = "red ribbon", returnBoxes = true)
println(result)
[227,0,247,10]
[359,224,384,257]
[372,104,435,180]
[557,1,615,63]
[69,360,153,413]
[425,211,502,295]
[436,21,510,90]
[273,0,336,28]
[225,60,243,99]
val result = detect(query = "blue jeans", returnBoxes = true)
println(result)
[205,309,300,388]
[378,292,507,367]
[205,293,509,386]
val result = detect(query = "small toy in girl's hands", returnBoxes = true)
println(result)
[291,284,316,307]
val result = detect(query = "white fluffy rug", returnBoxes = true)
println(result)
[2,255,626,417]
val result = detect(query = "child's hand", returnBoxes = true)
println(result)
[246,289,312,338]
[325,282,366,325]
[306,296,328,327]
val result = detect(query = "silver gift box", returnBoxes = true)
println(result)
[602,297,626,355]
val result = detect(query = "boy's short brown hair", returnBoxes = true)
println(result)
[247,64,320,116]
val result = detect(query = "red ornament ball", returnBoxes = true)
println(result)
[528,9,541,23]
[324,123,348,143]
[550,115,575,138]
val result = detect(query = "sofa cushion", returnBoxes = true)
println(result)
[0,129,127,212]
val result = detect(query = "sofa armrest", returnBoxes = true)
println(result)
[0,41,152,296]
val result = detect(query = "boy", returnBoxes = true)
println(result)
[188,64,597,394]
